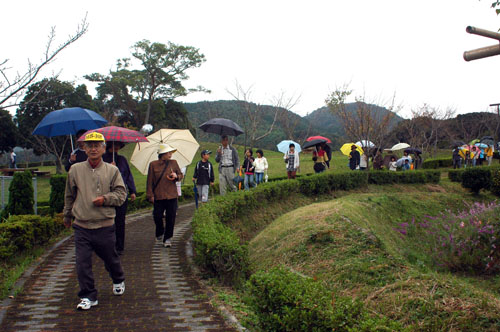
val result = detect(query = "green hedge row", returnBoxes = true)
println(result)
[245,267,402,332]
[0,214,65,260]
[368,170,440,185]
[448,166,500,195]
[422,158,453,169]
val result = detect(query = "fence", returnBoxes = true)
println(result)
[1,176,38,215]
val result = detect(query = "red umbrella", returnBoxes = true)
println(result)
[78,126,149,163]
[306,135,331,143]
[78,126,149,143]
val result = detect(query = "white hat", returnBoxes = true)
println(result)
[157,144,176,155]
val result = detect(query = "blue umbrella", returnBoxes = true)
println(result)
[32,107,107,137]
[277,140,301,154]
[193,180,198,208]
[475,142,488,149]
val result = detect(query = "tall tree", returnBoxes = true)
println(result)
[0,16,88,109]
[86,40,207,128]
[15,78,95,173]
[0,109,18,153]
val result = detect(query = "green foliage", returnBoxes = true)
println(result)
[421,158,453,169]
[1,171,34,219]
[490,168,500,196]
[368,170,440,185]
[0,109,17,153]
[49,175,66,214]
[448,169,464,182]
[245,266,392,332]
[298,171,368,196]
[461,167,491,194]
[0,214,64,260]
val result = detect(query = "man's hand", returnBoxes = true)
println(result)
[130,193,136,202]
[192,177,196,182]
[92,196,105,207]
[63,218,72,228]
[149,197,155,204]
[210,182,214,186]
[69,154,77,162]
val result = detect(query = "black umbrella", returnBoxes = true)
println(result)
[199,118,244,136]
[404,147,422,154]
[451,140,466,148]
[480,136,495,146]
[303,139,327,150]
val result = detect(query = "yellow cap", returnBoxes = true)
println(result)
[83,132,106,142]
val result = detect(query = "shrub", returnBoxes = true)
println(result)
[461,167,491,194]
[448,169,464,182]
[245,266,365,332]
[490,168,500,196]
[1,171,34,219]
[368,170,440,185]
[49,174,67,214]
[0,214,64,260]
[394,202,500,273]
[127,192,151,212]
[422,158,453,169]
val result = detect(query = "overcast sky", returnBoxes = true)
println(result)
[2,0,500,119]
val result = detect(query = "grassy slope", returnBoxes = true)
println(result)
[245,184,500,331]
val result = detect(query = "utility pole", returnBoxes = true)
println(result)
[463,26,500,61]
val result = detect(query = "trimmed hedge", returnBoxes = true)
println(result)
[1,171,34,220]
[245,267,365,331]
[49,175,67,215]
[368,170,440,185]
[448,169,464,182]
[461,167,491,194]
[0,214,65,260]
[422,158,453,169]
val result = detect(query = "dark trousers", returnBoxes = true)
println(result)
[153,198,178,241]
[73,225,125,301]
[114,199,128,252]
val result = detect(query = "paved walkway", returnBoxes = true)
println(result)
[0,204,238,332]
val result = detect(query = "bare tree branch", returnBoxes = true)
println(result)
[0,14,89,108]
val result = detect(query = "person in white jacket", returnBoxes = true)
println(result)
[253,149,268,185]
[284,143,300,179]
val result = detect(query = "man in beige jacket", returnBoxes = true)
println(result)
[63,132,127,310]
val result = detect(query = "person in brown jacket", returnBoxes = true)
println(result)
[63,132,127,311]
[146,144,184,248]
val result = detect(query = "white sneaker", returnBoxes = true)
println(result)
[163,239,172,248]
[113,281,125,296]
[77,298,98,310]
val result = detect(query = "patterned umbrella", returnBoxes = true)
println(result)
[306,135,332,143]
[78,126,148,143]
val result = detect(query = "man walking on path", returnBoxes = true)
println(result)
[215,135,239,195]
[63,132,127,310]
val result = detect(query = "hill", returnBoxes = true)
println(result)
[183,100,401,150]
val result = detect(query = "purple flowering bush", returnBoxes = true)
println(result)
[394,201,500,273]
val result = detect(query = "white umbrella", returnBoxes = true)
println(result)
[130,129,200,175]
[391,143,410,151]
[355,140,375,148]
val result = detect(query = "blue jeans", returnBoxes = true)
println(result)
[255,172,264,185]
[244,174,256,190]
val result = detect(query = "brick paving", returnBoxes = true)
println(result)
[0,204,238,332]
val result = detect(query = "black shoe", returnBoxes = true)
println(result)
[117,250,124,256]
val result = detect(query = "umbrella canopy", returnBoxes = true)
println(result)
[77,126,148,143]
[355,140,375,148]
[130,129,199,175]
[404,147,422,154]
[276,140,301,154]
[396,157,411,167]
[32,107,108,137]
[391,143,410,151]
[475,142,488,149]
[451,140,466,148]
[306,135,332,143]
[199,118,244,136]
[340,143,363,156]
[480,136,495,146]
[303,139,328,150]
[469,139,480,145]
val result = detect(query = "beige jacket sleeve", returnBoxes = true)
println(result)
[103,166,127,207]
